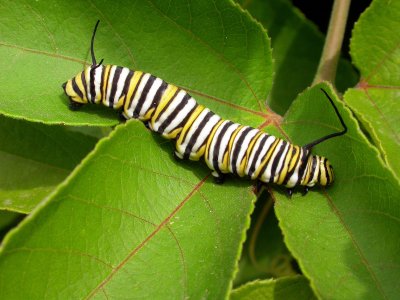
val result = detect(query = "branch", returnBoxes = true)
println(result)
[313,0,352,86]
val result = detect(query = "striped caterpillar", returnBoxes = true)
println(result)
[62,21,347,195]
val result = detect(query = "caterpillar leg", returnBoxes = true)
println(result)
[173,151,183,160]
[302,187,309,196]
[253,180,265,194]
[286,188,294,198]
[118,111,127,122]
[212,171,225,184]
[142,121,151,130]
[69,102,84,111]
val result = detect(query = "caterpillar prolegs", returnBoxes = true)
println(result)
[62,21,347,195]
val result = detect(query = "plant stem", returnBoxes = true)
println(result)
[313,0,352,86]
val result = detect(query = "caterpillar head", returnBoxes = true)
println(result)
[298,88,346,188]
[62,64,104,110]
[304,155,334,187]
[62,67,91,110]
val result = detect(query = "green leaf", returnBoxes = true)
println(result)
[230,276,316,300]
[0,121,255,299]
[275,83,400,299]
[348,0,400,181]
[0,116,97,213]
[350,0,399,86]
[237,0,358,114]
[0,0,272,128]
[344,89,400,181]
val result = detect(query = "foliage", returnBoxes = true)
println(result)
[0,0,398,299]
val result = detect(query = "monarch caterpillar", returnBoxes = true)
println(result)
[62,21,347,195]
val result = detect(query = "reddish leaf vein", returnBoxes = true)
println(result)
[85,175,209,299]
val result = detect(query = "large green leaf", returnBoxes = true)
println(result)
[0,121,255,299]
[0,0,273,128]
[348,0,400,181]
[0,116,97,213]
[275,84,400,299]
[230,276,316,300]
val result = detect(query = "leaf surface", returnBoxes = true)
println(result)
[0,0,273,128]
[275,84,400,299]
[0,0,270,298]
[347,0,400,181]
[0,116,97,213]
[0,122,255,299]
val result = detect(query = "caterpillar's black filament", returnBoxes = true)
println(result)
[62,21,347,190]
